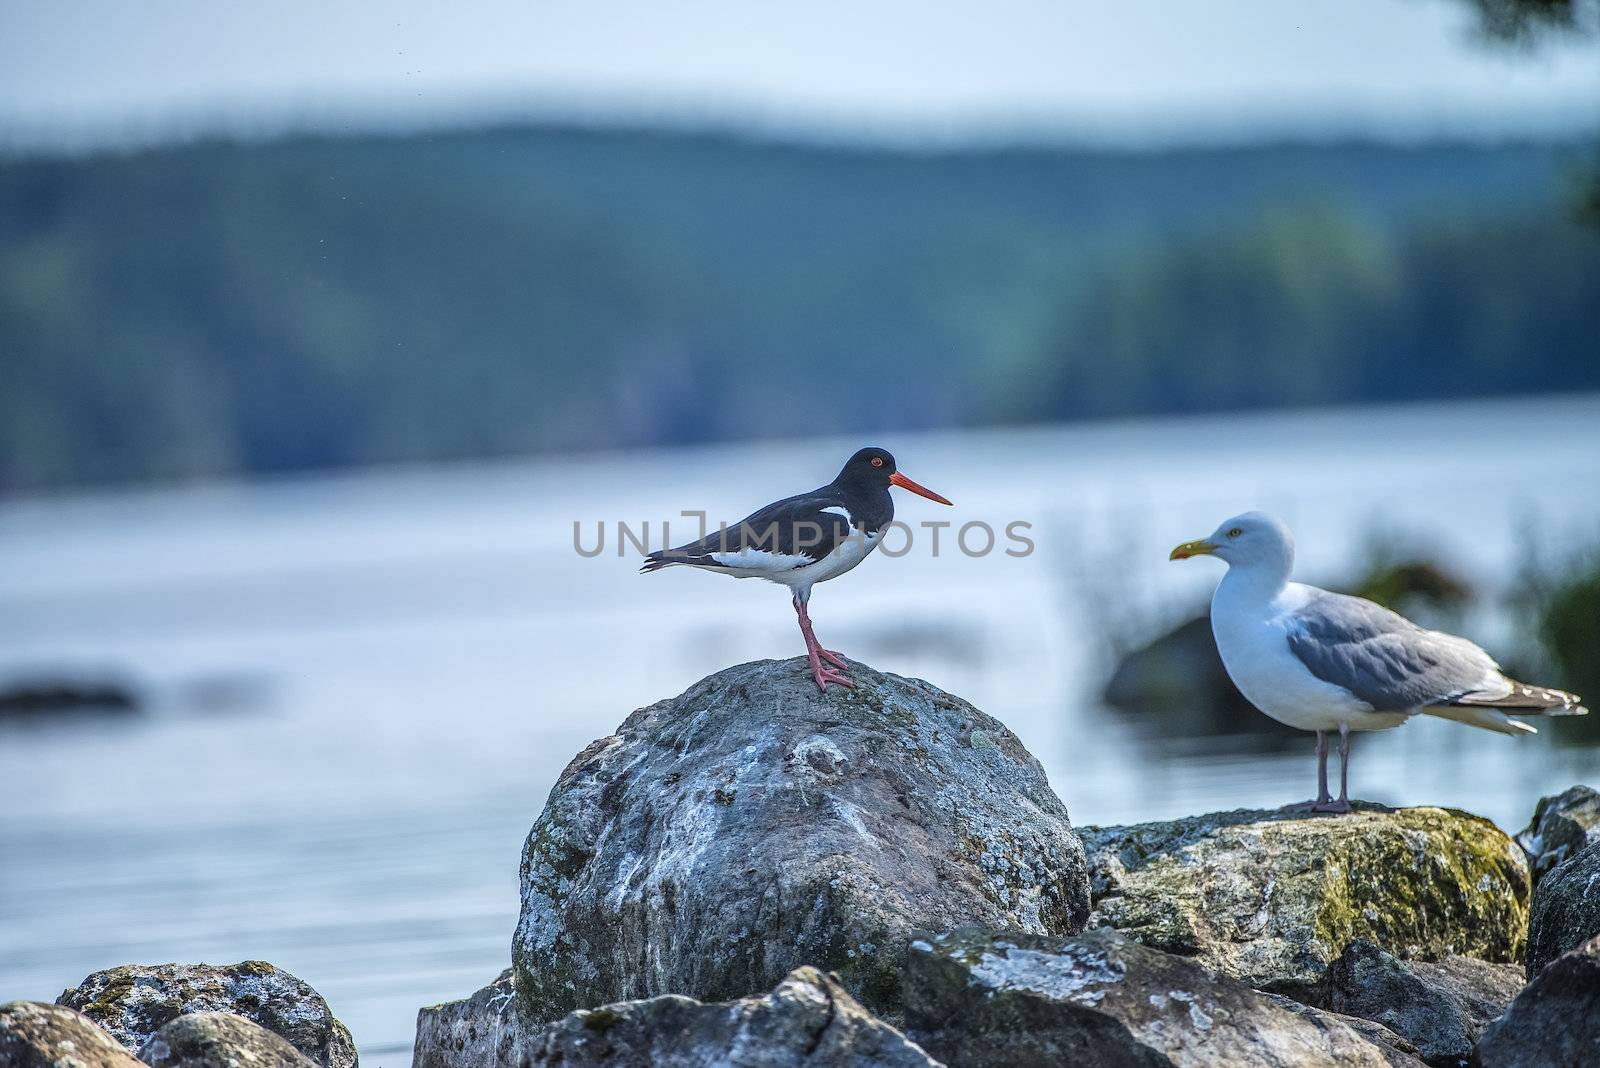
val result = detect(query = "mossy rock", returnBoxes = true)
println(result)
[58,962,356,1068]
[0,1001,145,1068]
[1081,804,1530,999]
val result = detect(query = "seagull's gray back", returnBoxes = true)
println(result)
[1285,589,1497,712]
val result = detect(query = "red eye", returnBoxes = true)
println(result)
[870,457,884,468]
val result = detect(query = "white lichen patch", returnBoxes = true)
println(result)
[789,734,848,780]
[968,945,1124,1006]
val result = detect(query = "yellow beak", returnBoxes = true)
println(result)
[1169,539,1216,561]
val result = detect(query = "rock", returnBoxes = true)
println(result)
[414,969,526,1068]
[1472,933,1600,1068]
[529,966,938,1067]
[0,1001,146,1068]
[138,1012,317,1068]
[57,961,356,1068]
[512,658,1090,1023]
[1080,805,1530,999]
[902,927,1423,1067]
[1525,839,1600,977]
[1256,993,1426,1067]
[1323,938,1523,1066]
[1516,785,1600,883]
[0,676,139,717]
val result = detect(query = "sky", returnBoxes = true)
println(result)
[2,0,1597,150]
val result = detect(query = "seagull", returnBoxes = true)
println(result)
[1171,511,1586,813]
[641,447,952,692]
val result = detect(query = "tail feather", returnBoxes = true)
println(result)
[1452,679,1587,717]
[1424,705,1540,736]
[639,551,674,574]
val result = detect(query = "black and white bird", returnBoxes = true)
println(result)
[1171,511,1586,812]
[641,447,952,691]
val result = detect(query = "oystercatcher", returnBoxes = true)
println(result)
[641,447,952,691]
[1171,511,1586,812]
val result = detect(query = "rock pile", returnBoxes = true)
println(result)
[5,659,1595,1067]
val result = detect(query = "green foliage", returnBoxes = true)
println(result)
[1540,566,1600,708]
[1,128,1597,492]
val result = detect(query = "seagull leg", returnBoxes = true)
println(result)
[1312,722,1350,812]
[1283,730,1333,813]
[793,594,853,692]
[1314,724,1354,814]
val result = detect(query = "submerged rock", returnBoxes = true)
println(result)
[902,927,1422,1067]
[512,657,1090,1024]
[414,969,525,1068]
[138,1012,317,1068]
[1081,805,1529,998]
[57,961,356,1068]
[0,1001,145,1068]
[1324,939,1523,1066]
[1516,785,1600,884]
[1525,839,1600,977]
[0,677,139,717]
[1473,933,1600,1068]
[1102,614,1302,744]
[529,966,937,1067]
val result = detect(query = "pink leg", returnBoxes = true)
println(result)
[793,595,853,692]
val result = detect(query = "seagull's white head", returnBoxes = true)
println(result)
[1170,511,1295,574]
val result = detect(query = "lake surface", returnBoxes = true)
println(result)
[3,394,1599,1064]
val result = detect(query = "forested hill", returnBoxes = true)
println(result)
[2,126,1597,493]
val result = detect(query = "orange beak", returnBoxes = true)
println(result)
[890,470,953,506]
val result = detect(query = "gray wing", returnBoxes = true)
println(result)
[1285,590,1500,712]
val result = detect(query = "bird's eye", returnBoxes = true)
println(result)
[1227,528,1242,538]
[870,457,884,468]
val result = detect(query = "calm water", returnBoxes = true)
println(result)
[3,395,1599,1063]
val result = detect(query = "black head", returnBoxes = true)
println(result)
[833,447,952,505]
[835,447,898,488]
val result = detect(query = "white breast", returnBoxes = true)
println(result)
[1211,582,1408,733]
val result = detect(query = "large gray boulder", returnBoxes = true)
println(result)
[529,966,938,1067]
[1516,785,1600,884]
[0,1001,145,1068]
[512,658,1090,1024]
[137,1012,317,1068]
[1525,840,1600,977]
[1256,993,1426,1067]
[57,961,356,1068]
[1081,805,1530,998]
[1323,939,1523,1066]
[1473,933,1600,1068]
[902,927,1423,1067]
[414,969,525,1068]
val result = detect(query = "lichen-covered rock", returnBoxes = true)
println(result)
[414,969,526,1068]
[902,927,1422,1067]
[57,961,356,1068]
[1525,839,1600,977]
[0,1001,146,1068]
[513,658,1090,1023]
[1081,805,1530,998]
[1324,938,1523,1066]
[1472,933,1600,1068]
[1257,993,1426,1068]
[1516,785,1600,884]
[138,1012,318,1068]
[529,966,938,1067]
